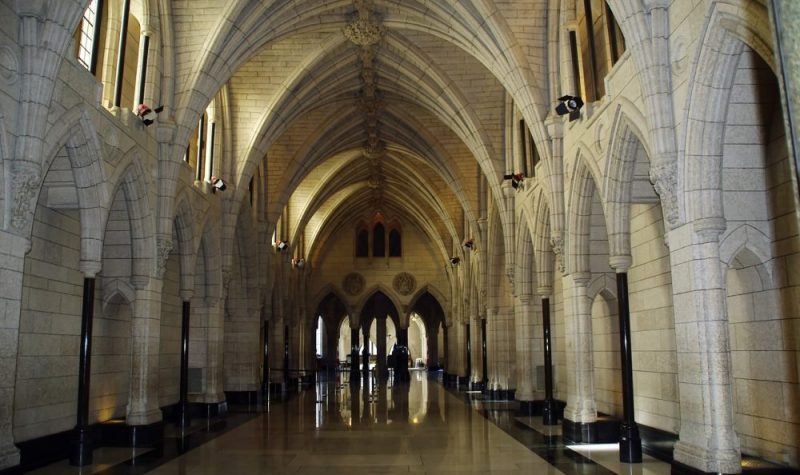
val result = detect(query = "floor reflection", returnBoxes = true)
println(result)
[29,371,677,475]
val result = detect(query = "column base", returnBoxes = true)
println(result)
[673,440,741,475]
[469,381,485,391]
[562,417,619,443]
[619,422,642,463]
[456,376,469,388]
[69,426,93,466]
[542,398,561,425]
[0,443,20,472]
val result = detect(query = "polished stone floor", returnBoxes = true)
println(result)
[29,371,672,475]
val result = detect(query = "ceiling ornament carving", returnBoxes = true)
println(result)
[344,0,388,213]
[343,272,366,296]
[343,0,384,47]
[393,272,416,296]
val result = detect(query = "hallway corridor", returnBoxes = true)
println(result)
[30,373,671,475]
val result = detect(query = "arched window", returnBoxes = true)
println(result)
[373,223,385,257]
[389,228,401,257]
[76,0,103,74]
[574,0,627,102]
[356,228,369,257]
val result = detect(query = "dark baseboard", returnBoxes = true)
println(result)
[469,381,485,391]
[483,388,516,401]
[15,428,75,472]
[515,399,566,419]
[100,419,163,448]
[224,391,258,406]
[562,415,619,443]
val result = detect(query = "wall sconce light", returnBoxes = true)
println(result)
[503,172,525,190]
[462,238,474,250]
[210,176,227,192]
[135,103,163,126]
[276,240,288,251]
[292,257,305,268]
[555,95,584,121]
[450,256,461,266]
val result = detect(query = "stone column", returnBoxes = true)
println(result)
[204,297,225,403]
[469,316,483,388]
[426,321,439,369]
[362,321,371,377]
[70,266,99,466]
[669,222,740,473]
[514,295,536,411]
[376,315,388,381]
[454,321,468,386]
[126,277,163,426]
[0,232,29,470]
[396,324,410,382]
[561,273,597,441]
[350,320,360,383]
[465,321,472,382]
[480,318,488,387]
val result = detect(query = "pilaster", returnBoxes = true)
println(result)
[668,222,741,473]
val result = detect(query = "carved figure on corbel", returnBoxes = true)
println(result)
[8,161,41,236]
[550,234,565,274]
[155,237,173,279]
[650,162,680,228]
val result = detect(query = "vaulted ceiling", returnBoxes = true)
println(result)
[177,0,551,262]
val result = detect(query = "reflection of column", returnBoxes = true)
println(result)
[377,384,388,424]
[283,324,290,386]
[70,274,97,466]
[261,323,269,393]
[669,224,740,473]
[376,316,388,381]
[614,268,641,463]
[561,273,597,442]
[541,295,557,425]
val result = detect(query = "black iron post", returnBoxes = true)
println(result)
[70,277,96,466]
[481,318,488,386]
[261,324,269,394]
[541,297,557,425]
[465,322,471,382]
[350,327,360,383]
[178,300,191,428]
[616,272,642,463]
